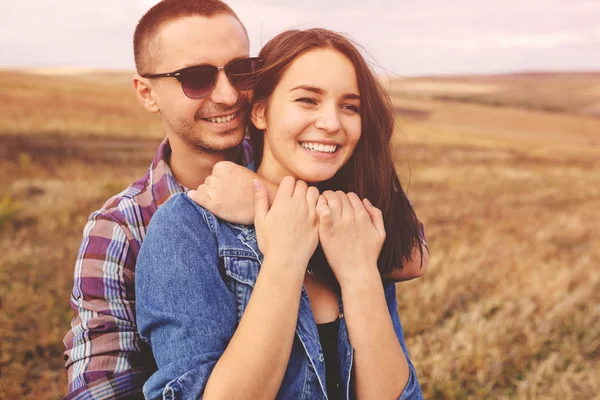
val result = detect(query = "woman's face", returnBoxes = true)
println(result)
[253,48,362,183]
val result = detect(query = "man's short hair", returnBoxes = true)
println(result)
[133,0,248,75]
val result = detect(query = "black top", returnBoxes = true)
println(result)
[316,318,341,400]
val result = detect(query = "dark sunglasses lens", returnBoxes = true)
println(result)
[226,58,262,90]
[179,66,217,99]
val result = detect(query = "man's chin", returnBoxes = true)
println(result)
[186,129,245,154]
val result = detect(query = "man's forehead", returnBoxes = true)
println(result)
[155,15,249,70]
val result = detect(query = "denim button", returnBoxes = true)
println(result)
[338,312,343,319]
[318,353,324,362]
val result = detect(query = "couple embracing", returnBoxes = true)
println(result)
[64,1,429,399]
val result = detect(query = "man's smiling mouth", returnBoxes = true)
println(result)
[202,112,237,123]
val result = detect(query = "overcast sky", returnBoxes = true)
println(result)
[1,0,599,76]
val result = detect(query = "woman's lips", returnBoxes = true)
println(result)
[298,141,341,160]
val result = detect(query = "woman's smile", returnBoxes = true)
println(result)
[254,48,362,184]
[298,140,342,160]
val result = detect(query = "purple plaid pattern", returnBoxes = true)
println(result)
[63,138,253,399]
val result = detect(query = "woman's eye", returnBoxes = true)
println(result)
[296,97,317,105]
[342,104,360,113]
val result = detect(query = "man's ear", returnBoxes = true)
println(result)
[251,101,267,130]
[133,75,160,113]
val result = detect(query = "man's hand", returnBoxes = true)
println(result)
[381,243,429,282]
[188,161,274,225]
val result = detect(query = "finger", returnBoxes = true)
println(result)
[204,174,216,187]
[212,160,234,174]
[347,192,366,212]
[254,179,269,224]
[276,176,295,199]
[335,190,352,216]
[363,198,386,238]
[187,186,212,207]
[323,190,341,217]
[316,195,333,230]
[306,186,320,209]
[293,179,308,198]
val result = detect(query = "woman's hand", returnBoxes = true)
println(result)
[316,191,386,287]
[254,176,320,269]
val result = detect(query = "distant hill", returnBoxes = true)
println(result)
[386,72,600,118]
[1,69,599,140]
[0,69,164,138]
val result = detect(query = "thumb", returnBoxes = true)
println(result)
[188,186,211,208]
[316,195,333,231]
[363,198,386,239]
[253,179,268,224]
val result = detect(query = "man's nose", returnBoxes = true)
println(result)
[315,106,341,133]
[210,70,238,106]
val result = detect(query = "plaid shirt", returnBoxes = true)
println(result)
[63,137,253,400]
[63,136,426,399]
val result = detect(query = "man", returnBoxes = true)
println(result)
[63,1,428,398]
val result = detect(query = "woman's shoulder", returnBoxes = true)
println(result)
[154,192,217,232]
[153,193,255,247]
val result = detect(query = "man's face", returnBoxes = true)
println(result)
[150,15,251,153]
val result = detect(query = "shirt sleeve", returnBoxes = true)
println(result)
[384,282,424,400]
[136,193,238,400]
[63,211,153,399]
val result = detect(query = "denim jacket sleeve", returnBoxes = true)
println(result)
[136,193,237,400]
[384,282,424,400]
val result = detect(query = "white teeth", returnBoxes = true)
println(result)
[300,142,338,153]
[206,113,236,123]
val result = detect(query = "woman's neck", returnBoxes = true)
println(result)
[255,146,295,185]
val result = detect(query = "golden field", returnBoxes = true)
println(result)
[0,69,599,399]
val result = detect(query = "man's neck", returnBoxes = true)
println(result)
[168,138,241,190]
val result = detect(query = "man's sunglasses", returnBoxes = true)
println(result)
[143,57,263,99]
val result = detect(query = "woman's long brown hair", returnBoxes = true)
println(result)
[249,28,424,284]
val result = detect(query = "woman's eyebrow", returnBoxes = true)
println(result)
[289,85,360,100]
[342,93,360,100]
[289,85,324,95]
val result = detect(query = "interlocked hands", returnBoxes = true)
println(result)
[254,176,385,286]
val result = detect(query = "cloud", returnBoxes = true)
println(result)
[494,32,589,49]
[391,30,595,51]
[1,0,599,74]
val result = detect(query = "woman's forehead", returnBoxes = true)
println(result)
[278,49,359,95]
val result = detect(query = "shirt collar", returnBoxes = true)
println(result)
[148,136,254,208]
[148,137,187,208]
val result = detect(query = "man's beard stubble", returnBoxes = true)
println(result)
[172,95,251,155]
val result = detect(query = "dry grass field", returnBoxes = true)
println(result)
[387,72,600,119]
[1,69,599,399]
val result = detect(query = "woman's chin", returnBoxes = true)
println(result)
[297,169,337,184]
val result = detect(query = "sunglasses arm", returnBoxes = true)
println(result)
[142,72,181,79]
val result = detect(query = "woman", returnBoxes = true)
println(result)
[136,28,425,400]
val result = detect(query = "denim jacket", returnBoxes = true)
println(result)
[136,193,423,400]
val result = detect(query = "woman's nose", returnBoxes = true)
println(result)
[314,108,341,133]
